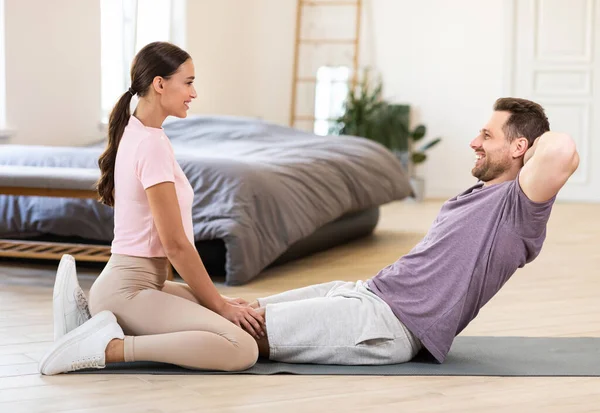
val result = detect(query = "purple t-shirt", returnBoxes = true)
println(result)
[367,175,555,363]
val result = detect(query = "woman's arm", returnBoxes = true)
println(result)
[145,181,265,337]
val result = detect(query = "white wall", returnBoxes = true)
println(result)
[186,0,508,198]
[3,0,508,198]
[5,0,102,146]
[185,0,296,125]
[364,0,508,197]
[185,0,257,117]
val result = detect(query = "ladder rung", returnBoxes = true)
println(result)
[300,39,356,45]
[302,1,359,6]
[296,77,350,83]
[290,0,362,128]
[294,116,339,122]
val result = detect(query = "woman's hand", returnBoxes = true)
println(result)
[219,302,265,339]
[222,295,250,306]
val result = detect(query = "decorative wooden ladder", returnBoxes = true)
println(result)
[289,0,363,131]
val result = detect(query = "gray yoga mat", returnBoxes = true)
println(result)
[76,336,600,377]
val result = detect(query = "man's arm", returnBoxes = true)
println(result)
[519,131,580,203]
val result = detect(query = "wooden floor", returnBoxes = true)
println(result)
[1,200,599,412]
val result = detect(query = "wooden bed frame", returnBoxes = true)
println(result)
[0,184,175,280]
[0,166,381,284]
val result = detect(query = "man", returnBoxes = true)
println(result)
[248,97,579,364]
[45,97,579,371]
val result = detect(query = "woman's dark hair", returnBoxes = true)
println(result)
[96,41,190,206]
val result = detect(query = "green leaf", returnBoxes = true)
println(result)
[412,152,427,164]
[418,137,442,151]
[411,125,426,141]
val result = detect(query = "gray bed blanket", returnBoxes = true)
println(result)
[0,116,412,284]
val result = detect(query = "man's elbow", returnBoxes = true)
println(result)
[561,135,580,175]
[541,132,579,174]
[569,150,580,174]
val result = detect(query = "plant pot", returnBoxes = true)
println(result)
[393,150,410,174]
[410,176,425,202]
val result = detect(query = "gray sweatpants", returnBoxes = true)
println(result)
[257,280,422,365]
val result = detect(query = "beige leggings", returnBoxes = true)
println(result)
[88,253,258,371]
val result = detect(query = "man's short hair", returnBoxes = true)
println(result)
[494,97,550,148]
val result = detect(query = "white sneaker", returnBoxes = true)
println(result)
[39,310,124,376]
[53,254,91,341]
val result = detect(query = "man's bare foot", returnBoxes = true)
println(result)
[253,306,270,358]
[256,335,270,359]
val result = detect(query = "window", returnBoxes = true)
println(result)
[313,66,350,136]
[0,0,6,131]
[100,0,186,123]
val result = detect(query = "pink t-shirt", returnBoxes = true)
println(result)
[111,115,195,257]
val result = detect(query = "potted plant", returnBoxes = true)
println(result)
[328,70,386,140]
[406,124,442,201]
[330,71,441,201]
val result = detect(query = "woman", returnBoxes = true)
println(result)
[39,42,264,375]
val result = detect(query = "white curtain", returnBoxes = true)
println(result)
[0,0,6,129]
[100,0,186,122]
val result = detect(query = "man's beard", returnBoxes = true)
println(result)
[471,155,511,182]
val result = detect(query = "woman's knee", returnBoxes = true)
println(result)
[88,279,124,317]
[88,292,113,317]
[223,329,259,371]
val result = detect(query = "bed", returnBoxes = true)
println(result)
[0,115,412,285]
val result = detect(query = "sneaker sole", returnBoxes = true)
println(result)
[40,310,116,375]
[53,254,76,341]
